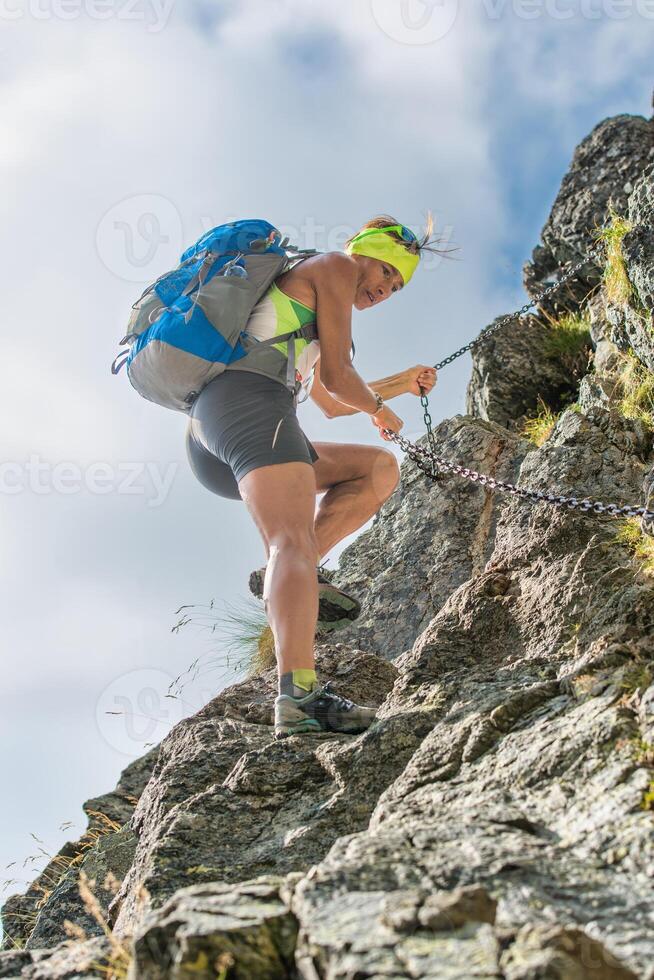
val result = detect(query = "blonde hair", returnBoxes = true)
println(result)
[345,212,457,260]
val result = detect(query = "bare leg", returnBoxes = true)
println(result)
[238,447,399,677]
[311,443,400,558]
[239,461,319,675]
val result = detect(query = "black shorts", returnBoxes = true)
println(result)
[185,370,319,501]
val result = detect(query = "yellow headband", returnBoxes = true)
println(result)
[345,226,420,285]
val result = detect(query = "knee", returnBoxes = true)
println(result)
[373,449,401,501]
[269,526,319,564]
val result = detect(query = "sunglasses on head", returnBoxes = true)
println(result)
[352,224,418,245]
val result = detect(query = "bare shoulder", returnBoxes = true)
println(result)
[309,251,358,287]
[277,251,357,309]
[307,253,358,307]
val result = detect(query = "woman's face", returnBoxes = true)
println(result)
[352,256,404,311]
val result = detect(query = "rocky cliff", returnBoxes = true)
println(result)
[3,106,654,980]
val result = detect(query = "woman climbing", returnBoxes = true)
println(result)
[185,215,444,739]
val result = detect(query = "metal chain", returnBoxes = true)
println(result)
[386,237,654,524]
[385,427,654,523]
[433,241,605,371]
[420,389,438,475]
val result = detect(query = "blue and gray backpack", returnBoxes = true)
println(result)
[111,219,318,413]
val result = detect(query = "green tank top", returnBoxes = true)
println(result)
[234,281,320,394]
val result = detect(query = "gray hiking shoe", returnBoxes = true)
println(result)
[249,566,361,632]
[274,682,376,739]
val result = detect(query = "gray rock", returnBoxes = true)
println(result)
[524,114,654,314]
[417,885,497,931]
[606,165,654,372]
[26,829,137,951]
[625,165,654,316]
[110,644,405,935]
[0,938,116,980]
[333,416,528,658]
[466,314,590,429]
[129,878,296,980]
[606,302,654,372]
[0,950,33,978]
[501,923,638,979]
[2,752,157,951]
[286,385,654,976]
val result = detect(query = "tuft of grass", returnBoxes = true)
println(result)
[632,739,654,768]
[618,661,654,697]
[170,597,274,683]
[542,310,592,363]
[522,397,560,447]
[615,518,654,576]
[614,352,654,429]
[616,736,654,815]
[248,624,276,676]
[596,207,634,307]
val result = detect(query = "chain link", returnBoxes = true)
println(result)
[384,427,654,523]
[394,238,654,524]
[419,389,438,475]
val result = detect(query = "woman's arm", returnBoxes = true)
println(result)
[310,361,437,418]
[310,359,358,418]
[311,254,380,415]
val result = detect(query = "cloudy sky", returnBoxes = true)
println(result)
[1,0,651,928]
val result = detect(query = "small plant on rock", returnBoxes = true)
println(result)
[642,783,654,812]
[249,623,276,675]
[597,208,634,307]
[614,352,654,430]
[171,597,274,682]
[632,739,654,768]
[542,310,592,365]
[522,397,560,447]
[615,518,654,576]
